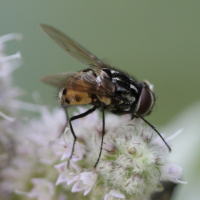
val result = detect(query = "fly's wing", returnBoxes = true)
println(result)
[40,24,115,95]
[41,72,77,88]
[40,24,105,69]
[41,71,115,96]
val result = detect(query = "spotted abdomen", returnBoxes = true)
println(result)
[58,88,92,106]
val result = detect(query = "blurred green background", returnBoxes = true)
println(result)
[1,1,200,200]
[0,1,200,125]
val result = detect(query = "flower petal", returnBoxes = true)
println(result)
[109,190,125,198]
[71,180,84,193]
[83,185,93,196]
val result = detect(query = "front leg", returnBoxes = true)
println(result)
[94,103,105,168]
[67,106,96,168]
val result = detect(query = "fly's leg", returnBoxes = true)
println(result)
[134,114,171,152]
[94,103,105,168]
[113,110,171,152]
[65,108,69,126]
[67,106,96,168]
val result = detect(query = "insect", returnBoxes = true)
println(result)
[40,24,171,168]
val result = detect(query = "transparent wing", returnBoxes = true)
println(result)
[41,72,77,88]
[40,24,105,69]
[41,71,115,96]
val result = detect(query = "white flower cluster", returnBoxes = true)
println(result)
[54,110,183,200]
[0,34,184,200]
[0,34,22,117]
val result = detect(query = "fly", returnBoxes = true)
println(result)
[40,24,171,168]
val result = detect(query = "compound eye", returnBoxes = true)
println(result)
[137,82,155,116]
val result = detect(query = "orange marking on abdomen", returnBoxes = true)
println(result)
[65,89,92,105]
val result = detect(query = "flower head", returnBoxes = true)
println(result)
[95,121,181,199]
[53,108,184,200]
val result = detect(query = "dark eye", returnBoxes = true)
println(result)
[136,82,155,116]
